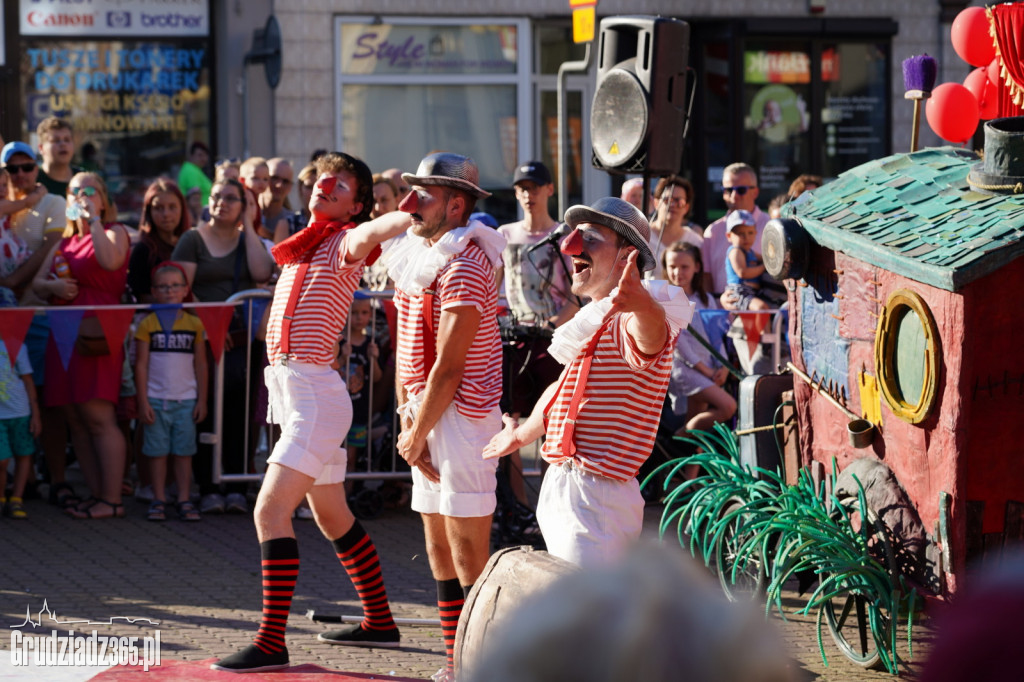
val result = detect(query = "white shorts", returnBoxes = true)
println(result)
[536,460,644,566]
[264,360,350,486]
[404,398,500,518]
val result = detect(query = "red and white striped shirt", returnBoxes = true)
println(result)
[541,315,676,481]
[395,241,502,419]
[266,230,363,365]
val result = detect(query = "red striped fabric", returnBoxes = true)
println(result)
[395,242,502,418]
[541,314,675,481]
[254,556,299,654]
[266,231,364,365]
[335,533,395,631]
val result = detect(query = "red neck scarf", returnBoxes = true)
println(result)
[271,220,352,265]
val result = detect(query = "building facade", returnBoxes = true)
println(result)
[1,0,971,225]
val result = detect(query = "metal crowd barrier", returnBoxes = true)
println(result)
[215,289,414,484]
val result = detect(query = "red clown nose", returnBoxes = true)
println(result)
[398,191,418,214]
[317,175,337,195]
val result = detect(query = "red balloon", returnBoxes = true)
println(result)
[951,7,996,67]
[964,67,998,119]
[987,56,1002,86]
[926,83,980,144]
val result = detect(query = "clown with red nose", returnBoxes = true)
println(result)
[483,196,695,568]
[214,153,414,674]
[379,152,506,682]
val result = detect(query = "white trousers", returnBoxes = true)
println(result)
[403,395,500,518]
[536,460,644,567]
[265,360,350,486]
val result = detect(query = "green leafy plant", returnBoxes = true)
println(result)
[645,428,918,674]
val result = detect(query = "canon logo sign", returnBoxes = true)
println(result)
[26,11,96,28]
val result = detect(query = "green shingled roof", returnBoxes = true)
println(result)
[782,146,1024,291]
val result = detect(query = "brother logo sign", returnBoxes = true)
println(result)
[141,13,203,29]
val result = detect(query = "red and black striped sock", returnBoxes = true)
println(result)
[253,537,299,654]
[332,520,396,631]
[437,578,464,672]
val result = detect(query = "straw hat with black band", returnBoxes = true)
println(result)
[401,152,491,199]
[563,196,657,272]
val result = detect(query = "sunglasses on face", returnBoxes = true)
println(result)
[723,185,755,196]
[68,185,98,197]
[6,162,37,175]
[210,194,241,204]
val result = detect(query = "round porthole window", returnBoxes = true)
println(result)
[874,289,941,424]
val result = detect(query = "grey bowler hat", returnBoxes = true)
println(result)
[564,196,656,272]
[402,152,492,199]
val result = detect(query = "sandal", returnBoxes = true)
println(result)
[69,499,124,520]
[4,497,27,520]
[121,478,135,497]
[72,496,98,514]
[176,500,201,522]
[49,482,81,510]
[147,501,167,522]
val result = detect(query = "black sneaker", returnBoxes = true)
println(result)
[317,623,401,648]
[210,644,289,673]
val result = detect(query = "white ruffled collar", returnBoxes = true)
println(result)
[547,279,694,365]
[381,221,506,295]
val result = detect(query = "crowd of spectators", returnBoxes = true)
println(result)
[0,116,806,523]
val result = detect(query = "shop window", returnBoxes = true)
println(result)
[20,39,211,225]
[340,83,517,190]
[336,18,528,207]
[742,41,813,203]
[820,42,889,179]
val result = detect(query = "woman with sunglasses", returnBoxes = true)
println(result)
[172,178,273,515]
[128,178,191,303]
[646,175,703,279]
[31,172,131,519]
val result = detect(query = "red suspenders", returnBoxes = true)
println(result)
[278,262,310,356]
[544,321,609,458]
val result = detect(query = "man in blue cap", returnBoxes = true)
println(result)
[1,142,65,302]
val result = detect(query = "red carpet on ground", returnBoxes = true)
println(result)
[88,658,424,681]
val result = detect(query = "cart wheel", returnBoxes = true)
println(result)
[820,587,890,669]
[820,497,898,670]
[714,498,766,602]
[350,489,384,520]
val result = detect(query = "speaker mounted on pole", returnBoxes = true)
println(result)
[591,16,690,176]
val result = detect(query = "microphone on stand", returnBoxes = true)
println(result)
[526,223,572,255]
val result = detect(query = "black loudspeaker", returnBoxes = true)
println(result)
[591,16,690,175]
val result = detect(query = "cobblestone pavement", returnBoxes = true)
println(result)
[0,487,932,680]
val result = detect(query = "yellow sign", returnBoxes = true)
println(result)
[572,7,595,43]
[608,141,619,156]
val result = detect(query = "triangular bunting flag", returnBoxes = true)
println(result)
[0,309,36,368]
[153,304,182,335]
[195,305,233,363]
[47,309,84,370]
[738,312,771,357]
[696,309,732,356]
[94,307,136,354]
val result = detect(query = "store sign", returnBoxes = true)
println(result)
[24,41,208,134]
[20,0,209,37]
[745,49,839,84]
[340,23,517,76]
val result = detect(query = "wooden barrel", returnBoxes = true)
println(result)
[454,545,577,675]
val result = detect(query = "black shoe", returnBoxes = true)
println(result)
[210,644,289,673]
[317,623,401,648]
